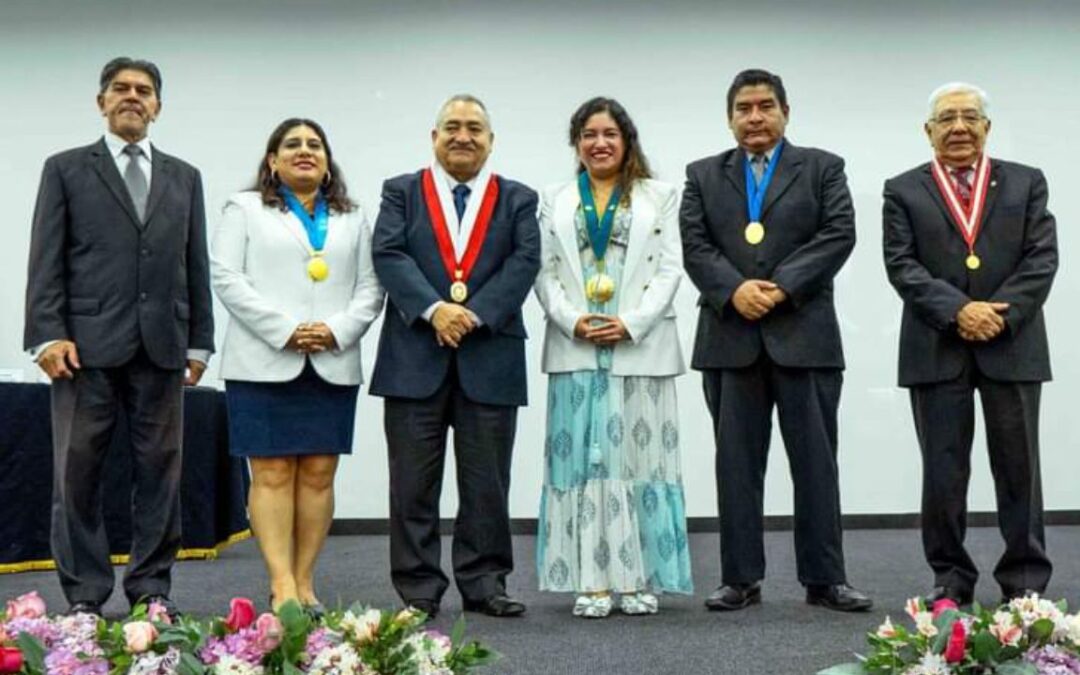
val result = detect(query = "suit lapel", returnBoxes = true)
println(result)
[980,160,1003,228]
[622,182,653,279]
[143,147,169,226]
[554,182,585,287]
[761,143,802,218]
[918,164,970,246]
[722,150,745,201]
[89,139,142,228]
[277,206,316,256]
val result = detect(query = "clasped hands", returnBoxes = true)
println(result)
[432,303,477,348]
[732,280,787,321]
[574,314,629,345]
[955,301,1010,342]
[37,340,206,385]
[285,321,338,353]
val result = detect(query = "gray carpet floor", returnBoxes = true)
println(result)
[3,527,1078,674]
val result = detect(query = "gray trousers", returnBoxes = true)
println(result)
[50,348,183,606]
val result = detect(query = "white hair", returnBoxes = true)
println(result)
[434,94,492,129]
[927,82,990,119]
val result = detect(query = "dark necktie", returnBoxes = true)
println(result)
[752,154,766,183]
[951,168,972,210]
[452,184,471,224]
[123,144,148,221]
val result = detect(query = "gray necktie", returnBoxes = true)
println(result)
[752,153,766,183]
[123,144,148,221]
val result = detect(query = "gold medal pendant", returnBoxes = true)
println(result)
[307,255,329,282]
[965,253,981,270]
[449,281,469,303]
[585,273,616,304]
[745,221,765,245]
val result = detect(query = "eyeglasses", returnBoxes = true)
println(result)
[930,111,986,126]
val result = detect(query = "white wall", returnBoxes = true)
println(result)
[2,0,1077,520]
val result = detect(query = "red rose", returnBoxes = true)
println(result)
[0,646,23,673]
[944,620,967,663]
[932,598,959,618]
[224,597,256,631]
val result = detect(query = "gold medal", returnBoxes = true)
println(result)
[965,253,981,270]
[585,273,616,304]
[307,255,329,281]
[450,281,469,303]
[745,221,765,245]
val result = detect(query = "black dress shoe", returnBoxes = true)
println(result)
[806,584,873,612]
[463,594,526,617]
[139,594,180,621]
[66,601,103,617]
[406,599,440,619]
[926,585,973,606]
[704,582,761,611]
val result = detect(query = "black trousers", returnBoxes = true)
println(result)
[910,359,1050,596]
[384,365,517,605]
[702,356,847,586]
[50,348,183,605]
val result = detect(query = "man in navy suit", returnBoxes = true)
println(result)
[23,57,214,617]
[371,94,540,618]
[680,69,871,612]
[883,82,1057,605]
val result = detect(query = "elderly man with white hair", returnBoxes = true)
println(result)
[882,82,1058,606]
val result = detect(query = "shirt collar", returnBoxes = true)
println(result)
[105,133,152,162]
[432,159,480,192]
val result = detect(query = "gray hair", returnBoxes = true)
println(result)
[434,94,492,129]
[927,82,990,119]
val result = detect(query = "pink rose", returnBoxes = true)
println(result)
[991,621,1023,647]
[932,598,959,618]
[944,620,966,663]
[123,621,158,653]
[0,647,23,674]
[147,601,172,625]
[224,597,256,632]
[5,591,46,620]
[254,612,284,652]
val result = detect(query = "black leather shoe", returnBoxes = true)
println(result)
[463,594,526,617]
[406,599,440,620]
[806,584,873,612]
[139,594,180,621]
[704,582,761,611]
[66,601,103,617]
[927,585,973,606]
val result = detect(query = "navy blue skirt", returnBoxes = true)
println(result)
[225,361,359,457]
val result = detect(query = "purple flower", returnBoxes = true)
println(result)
[43,648,109,675]
[199,626,267,666]
[3,616,62,647]
[303,628,341,664]
[1025,645,1080,674]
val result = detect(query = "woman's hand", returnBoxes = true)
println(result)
[575,314,629,345]
[285,322,338,353]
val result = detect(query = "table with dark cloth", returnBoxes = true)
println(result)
[0,382,250,573]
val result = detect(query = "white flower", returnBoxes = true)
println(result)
[129,647,182,675]
[307,643,371,675]
[212,655,265,675]
[876,616,899,639]
[902,651,952,675]
[405,630,452,666]
[1066,613,1080,645]
[341,608,382,645]
[915,611,939,638]
[905,597,923,620]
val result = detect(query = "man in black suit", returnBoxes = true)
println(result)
[883,82,1057,605]
[371,94,540,618]
[23,57,214,616]
[680,69,870,612]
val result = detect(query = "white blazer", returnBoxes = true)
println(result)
[211,191,385,385]
[534,178,686,377]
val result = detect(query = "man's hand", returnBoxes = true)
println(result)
[578,314,630,345]
[732,280,779,320]
[185,359,207,386]
[37,340,81,380]
[956,301,1009,342]
[432,303,476,348]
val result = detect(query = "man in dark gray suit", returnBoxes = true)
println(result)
[680,69,871,612]
[884,82,1057,606]
[371,94,539,619]
[23,57,214,617]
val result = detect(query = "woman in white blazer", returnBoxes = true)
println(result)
[534,98,692,618]
[211,118,384,615]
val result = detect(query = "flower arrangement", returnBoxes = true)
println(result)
[0,591,495,674]
[820,593,1080,674]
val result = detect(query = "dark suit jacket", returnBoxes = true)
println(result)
[23,138,214,369]
[883,159,1057,386]
[680,141,856,370]
[369,170,540,406]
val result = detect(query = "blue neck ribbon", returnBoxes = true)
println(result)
[577,171,622,264]
[279,186,329,251]
[744,139,784,223]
